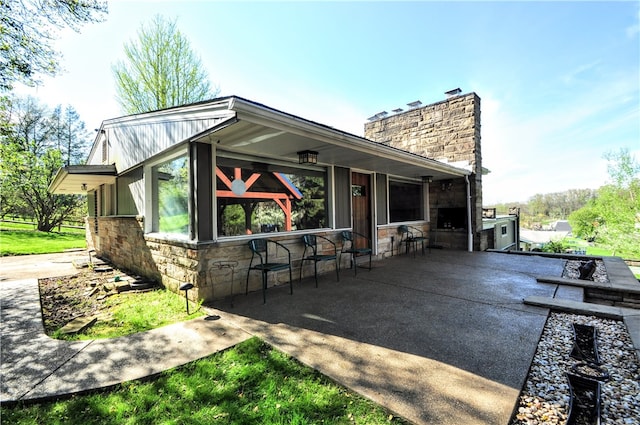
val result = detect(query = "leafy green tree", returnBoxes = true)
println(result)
[0,96,89,230]
[604,148,639,202]
[112,15,218,114]
[569,148,640,258]
[0,0,107,91]
[568,202,601,242]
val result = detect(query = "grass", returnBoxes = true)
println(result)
[585,246,615,256]
[0,338,408,425]
[52,288,205,340]
[0,221,86,256]
[1,226,407,424]
[562,236,614,256]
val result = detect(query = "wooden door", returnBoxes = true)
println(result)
[351,172,371,247]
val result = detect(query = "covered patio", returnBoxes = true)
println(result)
[207,249,566,425]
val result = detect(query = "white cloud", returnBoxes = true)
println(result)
[626,6,640,38]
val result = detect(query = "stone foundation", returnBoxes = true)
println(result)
[90,217,411,302]
[377,223,431,256]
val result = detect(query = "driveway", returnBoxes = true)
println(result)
[0,251,88,281]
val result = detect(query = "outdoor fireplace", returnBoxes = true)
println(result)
[436,207,467,230]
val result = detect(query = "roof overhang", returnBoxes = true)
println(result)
[49,165,117,194]
[191,97,470,181]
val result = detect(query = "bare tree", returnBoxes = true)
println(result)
[112,15,218,114]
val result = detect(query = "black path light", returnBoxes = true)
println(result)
[179,283,194,314]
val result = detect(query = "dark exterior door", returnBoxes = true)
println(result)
[351,172,371,247]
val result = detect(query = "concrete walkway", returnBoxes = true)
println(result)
[1,250,638,424]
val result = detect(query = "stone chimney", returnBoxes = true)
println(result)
[364,91,483,250]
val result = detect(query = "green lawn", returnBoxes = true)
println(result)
[1,221,85,233]
[53,288,205,340]
[0,228,86,256]
[562,236,614,256]
[1,338,408,425]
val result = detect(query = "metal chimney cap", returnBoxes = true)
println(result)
[445,88,462,97]
[367,111,389,122]
[407,100,422,109]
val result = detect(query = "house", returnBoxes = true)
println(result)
[49,93,484,302]
[481,212,520,251]
[552,220,572,233]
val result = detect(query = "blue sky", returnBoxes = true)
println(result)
[17,1,640,204]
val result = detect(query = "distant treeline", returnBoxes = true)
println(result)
[486,188,598,221]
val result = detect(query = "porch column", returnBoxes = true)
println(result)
[190,142,213,241]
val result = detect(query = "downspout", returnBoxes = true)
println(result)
[465,175,473,252]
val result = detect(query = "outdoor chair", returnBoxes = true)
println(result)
[340,231,372,275]
[246,239,293,304]
[398,225,429,257]
[300,234,340,287]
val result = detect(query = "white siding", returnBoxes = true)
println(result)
[108,117,229,171]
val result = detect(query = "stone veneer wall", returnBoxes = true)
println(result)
[377,223,430,257]
[89,216,160,282]
[364,92,483,250]
[90,220,432,302]
[90,217,383,302]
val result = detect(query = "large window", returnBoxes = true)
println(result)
[216,156,327,236]
[389,180,423,222]
[154,154,189,235]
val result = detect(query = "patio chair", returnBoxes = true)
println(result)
[246,239,293,303]
[300,234,340,287]
[340,231,372,275]
[398,225,429,257]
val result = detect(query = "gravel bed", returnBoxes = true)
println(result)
[511,313,639,424]
[511,258,639,425]
[562,259,609,283]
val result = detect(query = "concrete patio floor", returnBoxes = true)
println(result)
[207,249,566,424]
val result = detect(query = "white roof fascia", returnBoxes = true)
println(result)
[229,97,470,177]
[101,98,234,127]
[86,98,235,163]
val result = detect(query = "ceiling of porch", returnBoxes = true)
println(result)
[198,118,469,182]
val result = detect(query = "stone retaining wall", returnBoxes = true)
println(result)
[586,289,640,309]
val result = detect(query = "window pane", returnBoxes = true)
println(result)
[156,155,189,235]
[389,180,422,222]
[216,157,327,236]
